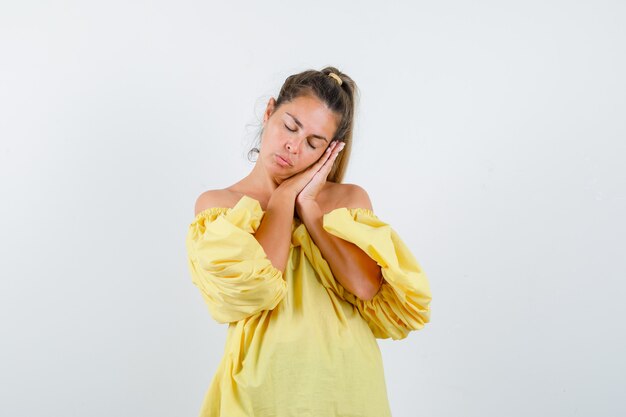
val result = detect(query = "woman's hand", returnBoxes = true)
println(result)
[275,140,343,200]
[293,140,344,222]
[296,140,345,204]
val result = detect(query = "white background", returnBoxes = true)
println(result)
[1,1,624,416]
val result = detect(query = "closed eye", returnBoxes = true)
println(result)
[284,124,316,149]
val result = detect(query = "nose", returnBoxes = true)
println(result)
[285,138,301,153]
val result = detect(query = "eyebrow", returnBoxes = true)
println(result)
[285,112,328,142]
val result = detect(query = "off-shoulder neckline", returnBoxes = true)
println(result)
[192,194,376,222]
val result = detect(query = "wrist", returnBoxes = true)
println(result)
[274,182,300,201]
[296,193,318,208]
[296,198,322,222]
[269,188,296,209]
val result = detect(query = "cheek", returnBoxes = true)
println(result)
[262,129,284,149]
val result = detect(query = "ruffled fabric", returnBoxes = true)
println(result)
[185,195,287,324]
[320,207,432,340]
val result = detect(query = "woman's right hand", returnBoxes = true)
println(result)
[275,140,339,199]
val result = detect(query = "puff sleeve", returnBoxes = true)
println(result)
[185,196,287,324]
[322,208,432,340]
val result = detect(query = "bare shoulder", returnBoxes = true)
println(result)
[193,189,241,216]
[326,182,374,211]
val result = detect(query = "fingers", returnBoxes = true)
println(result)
[322,140,343,163]
[320,140,338,162]
[307,140,338,172]
[316,140,344,176]
[302,140,344,179]
[326,140,345,163]
[288,141,345,196]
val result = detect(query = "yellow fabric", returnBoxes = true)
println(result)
[185,195,432,417]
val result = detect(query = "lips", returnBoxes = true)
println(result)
[276,154,293,166]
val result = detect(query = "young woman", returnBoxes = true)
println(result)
[185,66,432,417]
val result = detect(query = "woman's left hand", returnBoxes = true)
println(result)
[295,140,345,212]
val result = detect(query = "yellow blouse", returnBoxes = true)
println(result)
[185,195,432,417]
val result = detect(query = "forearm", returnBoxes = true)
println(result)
[298,200,383,300]
[253,190,296,275]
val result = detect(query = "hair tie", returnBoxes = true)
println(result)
[328,72,343,86]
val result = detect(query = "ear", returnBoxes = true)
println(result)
[263,97,277,125]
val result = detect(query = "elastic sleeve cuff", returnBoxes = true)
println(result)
[323,207,432,340]
[186,196,286,324]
